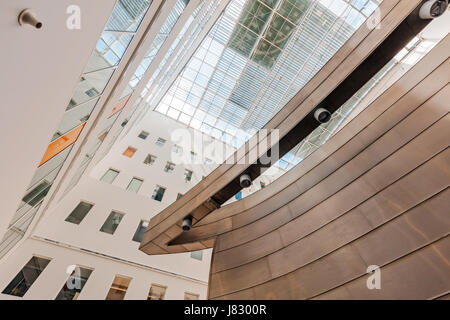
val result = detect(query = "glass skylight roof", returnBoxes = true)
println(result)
[151,0,383,148]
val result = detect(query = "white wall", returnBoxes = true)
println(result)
[0,238,207,300]
[0,111,224,299]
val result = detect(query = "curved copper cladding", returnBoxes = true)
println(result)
[139,0,450,299]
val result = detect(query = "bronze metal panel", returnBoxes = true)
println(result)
[314,237,450,299]
[209,257,272,299]
[212,229,284,274]
[184,60,450,249]
[209,148,450,297]
[436,293,450,300]
[214,96,450,253]
[215,206,292,253]
[212,190,449,299]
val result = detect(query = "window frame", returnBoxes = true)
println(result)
[99,211,125,235]
[65,201,94,225]
[126,177,144,193]
[152,185,166,202]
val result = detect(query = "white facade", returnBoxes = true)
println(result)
[0,108,280,300]
[0,112,215,300]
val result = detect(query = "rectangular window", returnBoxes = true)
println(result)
[22,180,51,207]
[68,98,77,109]
[164,162,175,173]
[100,168,119,184]
[260,181,266,189]
[55,266,93,300]
[205,158,212,164]
[184,292,199,300]
[126,177,143,193]
[85,88,99,97]
[132,220,149,242]
[2,256,51,297]
[123,146,137,158]
[176,193,183,200]
[143,154,156,165]
[138,131,149,140]
[65,201,93,225]
[147,284,166,300]
[152,186,166,202]
[155,138,166,146]
[100,211,124,235]
[184,169,193,182]
[172,144,182,154]
[105,275,131,300]
[190,151,197,162]
[190,250,203,261]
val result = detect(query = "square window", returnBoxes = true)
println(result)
[172,144,183,154]
[143,154,156,165]
[152,186,166,202]
[100,169,119,184]
[126,178,143,193]
[148,284,166,300]
[85,88,99,97]
[2,256,51,297]
[184,169,193,182]
[155,138,166,146]
[100,211,124,234]
[132,220,149,242]
[123,147,137,158]
[138,131,149,140]
[65,201,93,224]
[22,180,52,207]
[184,292,199,300]
[190,250,203,261]
[176,193,183,200]
[105,275,131,300]
[164,162,175,173]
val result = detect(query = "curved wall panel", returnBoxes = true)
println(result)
[207,36,450,300]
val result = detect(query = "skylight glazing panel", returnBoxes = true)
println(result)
[105,0,152,32]
[123,0,189,96]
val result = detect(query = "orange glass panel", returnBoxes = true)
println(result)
[39,122,86,167]
[108,94,131,118]
[122,147,137,158]
[98,131,108,142]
